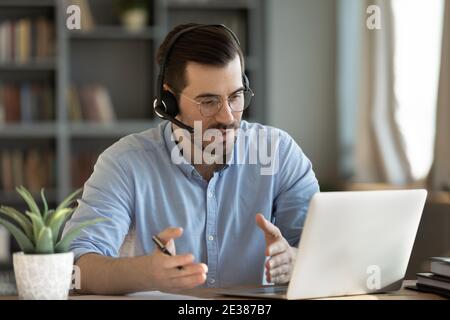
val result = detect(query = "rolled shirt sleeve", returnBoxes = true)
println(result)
[272,131,320,247]
[62,151,133,261]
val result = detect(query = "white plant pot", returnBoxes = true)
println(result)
[13,252,74,300]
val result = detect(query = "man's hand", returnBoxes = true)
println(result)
[74,227,208,295]
[255,214,297,284]
[146,227,208,291]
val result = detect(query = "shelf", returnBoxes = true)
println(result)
[0,122,57,138]
[0,0,54,7]
[68,120,160,137]
[166,0,257,10]
[0,0,266,207]
[69,26,158,41]
[0,61,56,72]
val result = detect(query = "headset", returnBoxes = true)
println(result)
[153,24,250,133]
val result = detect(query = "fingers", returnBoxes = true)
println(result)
[169,273,207,291]
[266,238,288,257]
[265,251,293,284]
[255,213,282,241]
[167,263,208,279]
[265,262,291,284]
[161,253,195,269]
[156,227,183,255]
[265,251,292,270]
[268,263,290,278]
[157,227,183,245]
[271,273,290,285]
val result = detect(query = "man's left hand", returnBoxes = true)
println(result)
[255,213,297,284]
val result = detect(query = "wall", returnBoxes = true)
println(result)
[266,0,337,186]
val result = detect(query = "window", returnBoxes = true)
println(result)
[391,0,445,180]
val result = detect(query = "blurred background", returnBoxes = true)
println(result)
[0,0,448,292]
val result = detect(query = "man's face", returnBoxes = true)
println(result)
[175,54,243,154]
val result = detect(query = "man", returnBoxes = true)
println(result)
[64,24,319,295]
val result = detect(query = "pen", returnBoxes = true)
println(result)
[152,235,183,270]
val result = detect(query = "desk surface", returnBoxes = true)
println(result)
[0,280,445,300]
[70,280,444,300]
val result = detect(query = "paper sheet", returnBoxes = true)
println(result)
[126,290,206,300]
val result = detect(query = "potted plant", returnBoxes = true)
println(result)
[115,0,149,32]
[0,186,104,300]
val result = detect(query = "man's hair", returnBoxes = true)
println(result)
[156,23,245,93]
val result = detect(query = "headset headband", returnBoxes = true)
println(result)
[156,24,242,103]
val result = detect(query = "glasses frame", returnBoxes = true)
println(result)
[172,87,254,117]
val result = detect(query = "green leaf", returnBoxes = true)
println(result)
[0,206,33,240]
[55,188,82,212]
[44,209,55,225]
[41,188,49,221]
[26,211,45,244]
[0,217,34,253]
[35,227,54,254]
[48,208,75,245]
[55,218,106,253]
[16,186,41,216]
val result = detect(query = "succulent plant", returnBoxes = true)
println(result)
[114,0,149,13]
[0,186,104,254]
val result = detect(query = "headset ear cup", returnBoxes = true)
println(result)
[242,73,250,90]
[161,91,179,118]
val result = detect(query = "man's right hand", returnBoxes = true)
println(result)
[144,227,208,292]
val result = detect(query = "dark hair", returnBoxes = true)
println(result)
[156,23,245,92]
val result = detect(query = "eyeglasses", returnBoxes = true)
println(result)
[174,88,254,117]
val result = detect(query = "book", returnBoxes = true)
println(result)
[0,22,10,63]
[71,151,99,188]
[430,257,450,278]
[11,150,24,189]
[0,83,54,123]
[407,283,450,299]
[0,17,54,64]
[416,272,450,291]
[3,84,20,122]
[16,19,31,64]
[68,85,83,121]
[20,82,32,122]
[78,84,116,122]
[1,151,13,192]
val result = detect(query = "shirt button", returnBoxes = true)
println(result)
[208,235,214,241]
[208,278,216,284]
[207,192,213,198]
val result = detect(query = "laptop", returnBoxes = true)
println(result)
[218,189,427,299]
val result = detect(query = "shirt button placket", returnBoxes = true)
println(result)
[205,179,218,288]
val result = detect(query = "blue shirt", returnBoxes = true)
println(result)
[64,120,319,287]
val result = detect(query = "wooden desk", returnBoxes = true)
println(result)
[0,280,445,300]
[67,280,445,300]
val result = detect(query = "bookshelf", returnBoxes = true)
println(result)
[0,0,267,204]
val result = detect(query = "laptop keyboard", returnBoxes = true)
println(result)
[249,286,288,294]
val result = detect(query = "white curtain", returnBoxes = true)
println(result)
[339,0,444,186]
[431,1,450,191]
[354,0,412,185]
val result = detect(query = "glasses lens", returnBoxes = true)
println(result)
[199,97,221,117]
[198,89,254,116]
